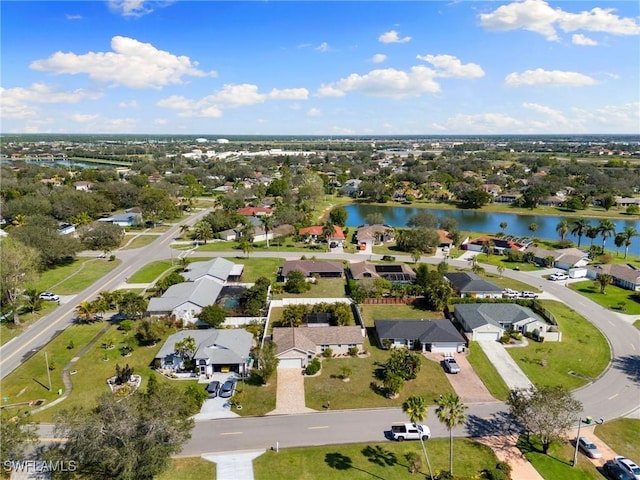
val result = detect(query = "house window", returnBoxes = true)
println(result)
[320,344,329,352]
[348,344,356,348]
[199,359,206,365]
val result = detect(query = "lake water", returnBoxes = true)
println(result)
[344,204,640,256]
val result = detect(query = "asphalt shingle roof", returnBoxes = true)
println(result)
[453,303,540,330]
[156,329,253,365]
[444,272,502,293]
[374,319,466,344]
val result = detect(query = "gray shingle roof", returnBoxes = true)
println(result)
[453,303,539,330]
[374,319,466,344]
[444,272,502,293]
[156,329,252,365]
[147,277,223,313]
[183,257,239,283]
[281,260,343,277]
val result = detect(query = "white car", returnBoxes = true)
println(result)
[549,273,568,281]
[519,291,538,299]
[614,457,640,480]
[39,292,60,302]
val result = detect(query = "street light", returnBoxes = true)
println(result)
[572,416,604,467]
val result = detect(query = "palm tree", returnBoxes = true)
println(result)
[482,239,495,260]
[555,219,569,242]
[179,224,191,239]
[586,225,599,246]
[570,218,589,248]
[322,221,335,249]
[436,393,468,476]
[499,221,508,235]
[598,219,616,250]
[614,233,626,257]
[596,273,613,294]
[260,215,275,249]
[402,396,434,480]
[528,223,538,235]
[621,226,638,259]
[193,220,213,245]
[76,301,96,323]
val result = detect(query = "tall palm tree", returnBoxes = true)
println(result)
[499,221,508,235]
[76,301,96,323]
[555,219,569,242]
[598,219,616,250]
[622,226,638,259]
[193,220,213,245]
[570,218,589,248]
[436,393,468,476]
[586,225,599,246]
[260,215,275,249]
[614,233,626,257]
[402,395,434,480]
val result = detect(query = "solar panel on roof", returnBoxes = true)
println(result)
[375,265,403,273]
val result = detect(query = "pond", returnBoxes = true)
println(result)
[343,204,640,256]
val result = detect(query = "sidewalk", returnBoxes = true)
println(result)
[478,435,544,480]
[203,450,265,480]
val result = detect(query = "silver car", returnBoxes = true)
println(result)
[577,436,602,459]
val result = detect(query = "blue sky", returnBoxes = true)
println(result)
[1,0,639,135]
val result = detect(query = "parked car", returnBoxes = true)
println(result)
[442,357,461,374]
[39,292,60,302]
[390,423,430,441]
[206,380,220,398]
[614,457,640,480]
[219,379,237,398]
[519,291,538,299]
[549,273,569,281]
[603,461,636,480]
[329,241,338,248]
[577,436,602,459]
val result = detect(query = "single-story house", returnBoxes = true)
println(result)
[341,179,362,197]
[374,319,466,354]
[437,230,454,248]
[218,228,238,241]
[354,224,395,250]
[147,277,224,324]
[98,212,143,227]
[272,326,364,368]
[73,181,95,191]
[444,272,503,298]
[526,246,590,270]
[298,225,346,245]
[237,206,273,217]
[183,257,243,284]
[58,223,76,235]
[279,260,344,280]
[462,236,528,253]
[586,263,640,291]
[155,329,252,376]
[453,303,549,341]
[349,261,415,284]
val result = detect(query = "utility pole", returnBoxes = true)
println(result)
[44,352,52,391]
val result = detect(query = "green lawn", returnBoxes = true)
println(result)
[254,438,499,480]
[479,270,543,292]
[507,301,610,389]
[230,257,284,283]
[1,302,59,346]
[466,342,510,401]
[474,254,542,273]
[595,418,640,460]
[304,336,454,411]
[121,234,159,250]
[359,304,444,326]
[274,278,347,299]
[156,457,217,480]
[635,319,640,330]
[36,257,121,294]
[129,260,175,283]
[569,280,640,315]
[518,435,602,480]
[233,372,277,417]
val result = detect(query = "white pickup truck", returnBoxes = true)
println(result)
[391,423,431,441]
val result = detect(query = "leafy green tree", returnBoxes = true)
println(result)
[118,292,148,319]
[0,411,37,463]
[506,385,581,454]
[155,271,185,295]
[626,204,639,215]
[528,223,538,234]
[285,270,310,294]
[192,220,214,245]
[381,349,421,381]
[11,216,82,268]
[459,189,492,209]
[78,222,125,250]
[499,221,508,234]
[140,187,179,225]
[281,304,308,327]
[596,273,613,294]
[436,393,468,476]
[0,237,40,324]
[407,211,438,229]
[258,341,279,385]
[197,305,227,328]
[135,318,167,346]
[174,336,197,361]
[396,228,440,254]
[382,374,404,397]
[586,225,599,246]
[601,194,615,211]
[621,226,638,259]
[329,206,348,227]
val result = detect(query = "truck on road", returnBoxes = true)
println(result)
[391,423,431,441]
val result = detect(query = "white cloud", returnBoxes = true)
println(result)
[307,108,321,117]
[505,68,596,87]
[433,112,526,133]
[154,118,169,125]
[480,0,640,41]
[572,34,597,46]
[118,100,139,108]
[572,102,640,131]
[316,85,346,97]
[0,83,103,119]
[416,54,485,78]
[30,36,215,89]
[267,88,309,100]
[371,54,387,64]
[522,102,569,124]
[70,113,100,123]
[107,0,153,18]
[378,30,411,44]
[315,42,330,52]
[65,14,82,20]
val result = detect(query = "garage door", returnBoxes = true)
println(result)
[278,358,303,369]
[475,331,500,341]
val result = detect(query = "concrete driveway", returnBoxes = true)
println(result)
[423,352,495,403]
[267,368,315,415]
[192,373,241,421]
[478,341,533,391]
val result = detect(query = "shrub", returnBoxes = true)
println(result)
[496,461,512,476]
[499,334,511,344]
[349,346,359,357]
[118,319,135,332]
[322,348,333,358]
[486,468,508,480]
[305,358,321,375]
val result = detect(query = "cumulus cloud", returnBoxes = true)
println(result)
[479,0,640,41]
[154,118,169,125]
[30,36,215,89]
[435,112,525,133]
[505,68,596,87]
[315,42,330,52]
[70,113,100,123]
[317,66,441,98]
[0,83,103,119]
[416,54,485,78]
[522,102,569,124]
[572,34,597,46]
[157,83,308,118]
[371,54,387,64]
[118,100,138,108]
[108,0,153,18]
[307,108,321,117]
[378,30,411,43]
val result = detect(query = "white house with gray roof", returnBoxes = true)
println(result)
[444,272,503,299]
[374,319,466,354]
[453,303,549,341]
[183,257,243,283]
[155,329,252,376]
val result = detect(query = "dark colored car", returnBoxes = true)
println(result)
[206,380,220,398]
[603,461,636,480]
[219,379,237,398]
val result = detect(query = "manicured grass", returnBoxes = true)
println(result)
[477,270,543,292]
[274,278,347,299]
[507,301,610,389]
[305,336,455,410]
[254,438,499,480]
[0,302,59,346]
[569,280,640,315]
[466,341,510,401]
[120,234,159,250]
[634,319,640,330]
[45,259,122,295]
[0,322,107,414]
[474,254,542,273]
[359,304,444,327]
[128,260,175,283]
[518,435,602,480]
[156,457,217,480]
[595,418,640,460]
[234,372,277,417]
[230,257,284,283]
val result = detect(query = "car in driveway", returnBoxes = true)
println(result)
[442,357,461,374]
[603,461,636,480]
[614,457,640,480]
[206,380,220,398]
[219,379,237,398]
[39,292,60,302]
[577,436,602,459]
[549,273,569,281]
[519,291,538,299]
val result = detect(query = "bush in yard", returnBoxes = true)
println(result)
[496,461,512,477]
[114,364,134,385]
[322,348,333,358]
[284,270,310,294]
[499,334,511,344]
[305,358,321,375]
[349,346,359,357]
[378,348,421,381]
[405,451,422,474]
[184,383,208,414]
[118,319,135,332]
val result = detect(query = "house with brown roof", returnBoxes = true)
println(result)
[526,247,590,270]
[586,263,640,291]
[354,224,395,251]
[349,261,415,284]
[279,260,344,280]
[272,326,364,368]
